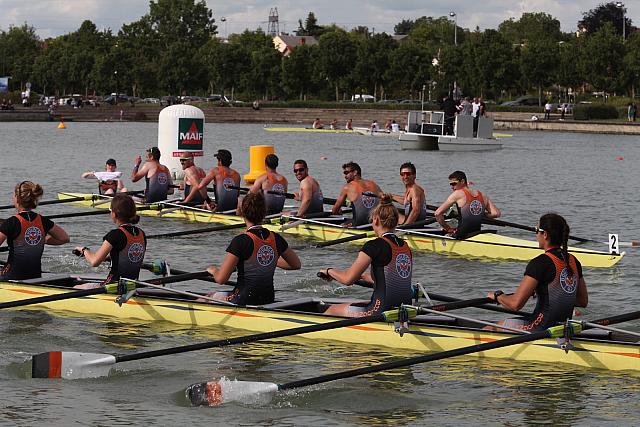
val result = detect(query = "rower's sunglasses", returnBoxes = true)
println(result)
[293,168,306,173]
[535,226,545,234]
[449,181,460,187]
[343,169,354,175]
[400,171,413,177]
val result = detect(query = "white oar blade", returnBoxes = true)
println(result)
[32,351,116,379]
[186,377,278,406]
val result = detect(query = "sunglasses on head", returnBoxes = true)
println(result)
[293,168,306,173]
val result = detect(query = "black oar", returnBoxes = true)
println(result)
[146,221,246,239]
[228,185,343,206]
[185,309,640,406]
[425,292,530,317]
[31,308,415,379]
[0,271,208,310]
[314,217,438,249]
[0,195,96,210]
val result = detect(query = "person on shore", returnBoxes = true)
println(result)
[544,101,552,120]
[197,149,241,212]
[249,153,288,215]
[345,118,353,130]
[0,181,70,280]
[177,152,208,205]
[292,159,324,218]
[319,193,413,317]
[627,103,636,123]
[487,213,587,331]
[73,194,146,289]
[392,162,428,225]
[131,147,174,203]
[332,161,382,227]
[206,192,301,305]
[82,158,127,195]
[434,170,500,238]
[312,118,323,129]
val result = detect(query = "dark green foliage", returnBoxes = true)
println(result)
[573,104,619,120]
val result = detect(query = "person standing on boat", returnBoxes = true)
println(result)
[459,97,472,115]
[319,193,413,317]
[0,181,70,280]
[441,94,457,136]
[292,159,324,218]
[81,158,128,195]
[195,149,241,212]
[487,213,588,331]
[73,194,146,289]
[131,147,174,203]
[249,154,288,215]
[393,162,428,225]
[312,118,323,129]
[177,151,208,205]
[206,192,301,305]
[332,161,382,227]
[434,170,500,238]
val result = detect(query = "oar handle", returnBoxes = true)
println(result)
[313,231,370,248]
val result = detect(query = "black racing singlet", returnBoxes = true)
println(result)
[214,167,240,212]
[403,188,428,223]
[263,173,288,215]
[0,212,47,280]
[366,234,413,314]
[350,180,379,227]
[103,225,146,285]
[145,169,170,203]
[454,187,485,238]
[184,167,206,204]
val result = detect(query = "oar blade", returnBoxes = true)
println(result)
[32,351,116,379]
[186,378,278,406]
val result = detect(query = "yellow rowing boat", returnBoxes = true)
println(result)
[0,277,637,372]
[56,192,624,268]
[263,127,353,133]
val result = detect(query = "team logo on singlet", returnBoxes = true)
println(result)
[271,183,285,198]
[24,226,43,246]
[469,199,483,215]
[362,194,376,209]
[395,253,412,279]
[157,173,168,185]
[559,268,577,294]
[256,244,275,266]
[222,177,235,192]
[127,243,145,263]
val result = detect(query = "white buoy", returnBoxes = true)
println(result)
[158,105,205,179]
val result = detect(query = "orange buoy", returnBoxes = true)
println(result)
[616,156,624,161]
[58,116,66,129]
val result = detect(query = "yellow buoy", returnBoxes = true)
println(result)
[243,145,274,184]
[58,117,66,129]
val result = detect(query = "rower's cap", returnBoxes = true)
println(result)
[214,149,232,163]
[105,158,117,166]
[179,151,194,160]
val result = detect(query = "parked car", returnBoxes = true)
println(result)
[500,97,540,106]
[352,94,375,102]
[142,97,160,104]
[160,96,178,106]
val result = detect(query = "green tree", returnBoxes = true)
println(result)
[316,30,356,101]
[0,24,41,90]
[394,19,414,35]
[351,33,397,99]
[296,12,325,37]
[582,22,625,94]
[281,44,316,100]
[578,2,633,37]
[499,12,563,45]
[623,32,640,97]
[385,41,432,99]
[520,39,558,104]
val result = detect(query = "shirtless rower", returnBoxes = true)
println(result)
[392,162,428,225]
[131,147,174,203]
[249,154,288,215]
[178,151,207,205]
[332,161,382,227]
[197,149,240,212]
[434,170,500,238]
[312,118,323,129]
[82,158,128,194]
[292,159,324,217]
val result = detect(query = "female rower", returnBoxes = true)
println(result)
[206,192,301,305]
[0,181,70,279]
[319,193,413,317]
[73,194,146,289]
[487,213,588,331]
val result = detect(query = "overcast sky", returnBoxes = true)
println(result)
[0,0,637,39]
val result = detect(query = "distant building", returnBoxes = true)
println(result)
[272,35,318,56]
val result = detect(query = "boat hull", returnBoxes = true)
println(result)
[56,193,623,268]
[437,136,503,151]
[0,280,637,372]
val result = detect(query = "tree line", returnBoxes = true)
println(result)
[0,0,637,102]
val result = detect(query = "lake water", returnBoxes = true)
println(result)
[0,122,639,426]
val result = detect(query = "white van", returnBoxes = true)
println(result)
[352,94,375,102]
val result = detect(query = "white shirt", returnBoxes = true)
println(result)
[471,102,480,117]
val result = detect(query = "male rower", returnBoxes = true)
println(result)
[392,162,428,225]
[82,158,128,194]
[332,161,382,227]
[131,146,174,203]
[178,152,207,205]
[292,159,324,217]
[197,149,240,212]
[434,170,500,238]
[249,153,288,215]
